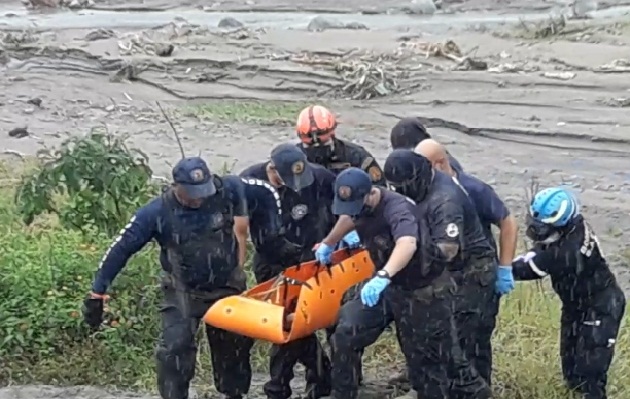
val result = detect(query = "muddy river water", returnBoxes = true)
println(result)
[2,5,630,31]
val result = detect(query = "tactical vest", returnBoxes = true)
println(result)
[161,176,238,290]
[368,232,440,290]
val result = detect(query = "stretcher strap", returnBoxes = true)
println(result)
[248,274,307,303]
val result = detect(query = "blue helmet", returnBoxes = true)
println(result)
[530,186,580,227]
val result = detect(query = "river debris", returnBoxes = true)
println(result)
[596,59,630,73]
[397,39,487,70]
[23,0,93,8]
[117,22,208,56]
[335,61,401,100]
[520,14,569,38]
[598,97,630,108]
[0,31,39,46]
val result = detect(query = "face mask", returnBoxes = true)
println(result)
[526,215,559,243]
[304,142,334,163]
[389,178,429,203]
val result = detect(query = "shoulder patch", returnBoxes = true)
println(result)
[368,166,382,182]
[360,156,375,171]
[446,223,459,238]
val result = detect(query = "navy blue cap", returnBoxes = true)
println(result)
[333,167,372,216]
[172,157,216,199]
[384,149,432,184]
[270,143,314,191]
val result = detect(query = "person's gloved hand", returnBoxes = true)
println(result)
[313,242,334,265]
[340,230,361,249]
[495,266,515,295]
[82,293,107,329]
[513,251,536,264]
[360,276,391,307]
[278,238,303,259]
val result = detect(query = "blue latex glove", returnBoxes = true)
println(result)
[314,242,334,265]
[495,265,515,295]
[340,230,361,249]
[360,276,391,307]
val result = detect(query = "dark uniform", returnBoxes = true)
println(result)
[83,157,254,399]
[297,138,387,186]
[455,171,511,385]
[383,150,493,399]
[240,143,337,399]
[389,116,464,172]
[324,167,459,399]
[297,136,380,387]
[239,176,283,242]
[513,207,625,399]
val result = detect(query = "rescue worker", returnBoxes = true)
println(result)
[295,104,387,186]
[389,116,464,171]
[417,138,517,385]
[313,167,463,399]
[82,157,255,399]
[383,149,493,399]
[239,143,360,399]
[512,186,626,399]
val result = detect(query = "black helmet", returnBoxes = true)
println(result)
[384,149,433,202]
[390,117,431,150]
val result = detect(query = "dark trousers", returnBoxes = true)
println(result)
[330,273,460,399]
[561,286,625,399]
[448,258,497,398]
[155,271,254,399]
[253,253,332,399]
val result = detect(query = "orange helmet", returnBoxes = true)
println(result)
[296,105,337,145]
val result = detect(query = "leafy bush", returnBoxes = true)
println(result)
[14,129,158,237]
[1,142,629,397]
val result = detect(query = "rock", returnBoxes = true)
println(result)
[62,0,92,8]
[28,0,60,7]
[307,16,368,32]
[218,17,244,29]
[572,0,598,19]
[402,0,437,15]
[154,43,174,57]
[27,98,42,107]
[84,29,115,42]
[8,127,29,138]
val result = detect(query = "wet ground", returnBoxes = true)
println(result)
[1,0,630,397]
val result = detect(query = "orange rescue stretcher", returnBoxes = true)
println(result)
[203,248,374,344]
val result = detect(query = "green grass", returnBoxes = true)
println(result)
[182,100,315,126]
[0,168,629,398]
